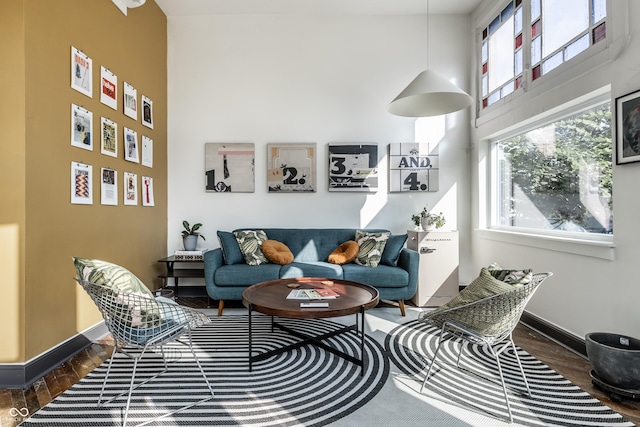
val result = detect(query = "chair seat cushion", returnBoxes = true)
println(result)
[261,240,294,265]
[327,241,359,265]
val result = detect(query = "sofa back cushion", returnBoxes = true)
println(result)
[381,234,408,266]
[217,231,244,265]
[262,229,357,262]
[220,228,399,265]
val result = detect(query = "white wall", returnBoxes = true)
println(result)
[166,13,475,283]
[470,0,640,339]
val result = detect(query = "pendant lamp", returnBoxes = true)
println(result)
[388,0,473,117]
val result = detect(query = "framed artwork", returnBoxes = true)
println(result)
[141,136,153,168]
[100,66,118,110]
[123,82,138,120]
[267,143,316,192]
[71,161,93,205]
[71,46,92,97]
[141,176,155,206]
[205,143,255,192]
[124,127,139,163]
[142,95,153,129]
[124,172,138,205]
[616,89,640,164]
[328,144,378,192]
[100,117,117,157]
[71,104,93,151]
[100,167,118,206]
[388,142,439,192]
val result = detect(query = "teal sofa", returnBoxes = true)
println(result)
[204,228,419,316]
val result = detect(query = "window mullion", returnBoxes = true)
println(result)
[521,0,532,91]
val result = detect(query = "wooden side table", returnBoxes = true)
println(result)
[157,255,205,298]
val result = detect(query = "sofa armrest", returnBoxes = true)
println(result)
[397,247,419,298]
[203,248,224,290]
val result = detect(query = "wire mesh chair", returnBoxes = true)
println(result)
[76,279,215,427]
[418,272,553,422]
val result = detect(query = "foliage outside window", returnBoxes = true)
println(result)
[492,102,612,236]
[480,0,606,109]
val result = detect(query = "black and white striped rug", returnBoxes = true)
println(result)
[21,315,388,426]
[385,319,634,427]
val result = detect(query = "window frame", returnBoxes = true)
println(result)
[477,0,609,114]
[485,90,614,250]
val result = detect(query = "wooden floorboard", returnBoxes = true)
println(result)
[0,298,638,427]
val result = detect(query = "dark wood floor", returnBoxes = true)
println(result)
[1,297,638,427]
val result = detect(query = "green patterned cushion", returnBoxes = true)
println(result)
[233,230,270,265]
[423,267,514,319]
[354,230,390,267]
[487,262,533,285]
[73,257,153,297]
[73,258,159,328]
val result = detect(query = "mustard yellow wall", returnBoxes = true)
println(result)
[0,0,26,362]
[0,0,168,362]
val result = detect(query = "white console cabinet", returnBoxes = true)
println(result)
[407,230,459,307]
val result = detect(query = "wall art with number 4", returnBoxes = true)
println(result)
[388,142,439,192]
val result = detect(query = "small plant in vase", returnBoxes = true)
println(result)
[411,206,446,231]
[182,221,206,251]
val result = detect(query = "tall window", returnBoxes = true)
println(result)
[480,0,606,109]
[492,102,612,236]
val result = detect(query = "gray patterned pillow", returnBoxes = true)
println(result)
[73,257,159,327]
[233,230,270,265]
[73,257,154,297]
[354,230,390,267]
[487,262,533,286]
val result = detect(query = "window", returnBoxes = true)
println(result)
[480,0,606,109]
[491,102,612,237]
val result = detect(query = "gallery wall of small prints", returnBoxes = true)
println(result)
[70,46,156,207]
[204,142,439,193]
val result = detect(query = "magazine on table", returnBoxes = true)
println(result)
[286,288,340,300]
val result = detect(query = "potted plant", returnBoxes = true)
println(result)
[182,220,205,251]
[411,206,446,231]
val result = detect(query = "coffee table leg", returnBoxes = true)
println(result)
[248,303,253,372]
[360,305,366,376]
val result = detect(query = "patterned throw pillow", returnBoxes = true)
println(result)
[354,230,390,267]
[420,267,515,330]
[73,257,159,328]
[233,230,270,265]
[487,262,533,286]
[73,257,154,297]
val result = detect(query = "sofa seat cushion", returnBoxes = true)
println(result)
[279,262,344,279]
[342,263,409,288]
[214,264,281,287]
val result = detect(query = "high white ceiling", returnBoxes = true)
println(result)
[154,0,482,16]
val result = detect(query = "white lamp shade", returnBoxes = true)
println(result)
[123,0,146,8]
[388,69,473,117]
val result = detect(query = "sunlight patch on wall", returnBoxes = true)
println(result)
[0,224,20,361]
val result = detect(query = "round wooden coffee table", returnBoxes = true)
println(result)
[242,277,379,373]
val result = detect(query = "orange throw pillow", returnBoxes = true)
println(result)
[328,241,359,265]
[261,240,294,265]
